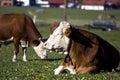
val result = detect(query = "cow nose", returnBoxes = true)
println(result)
[43,42,48,48]
[43,42,53,49]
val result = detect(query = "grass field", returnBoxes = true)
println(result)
[0,6,120,27]
[0,6,120,80]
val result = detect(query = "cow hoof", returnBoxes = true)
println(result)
[70,70,76,74]
[23,59,28,62]
[54,68,60,75]
[54,68,61,75]
[23,57,28,62]
[12,59,17,62]
[54,66,64,75]
[23,56,28,62]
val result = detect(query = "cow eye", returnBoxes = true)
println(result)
[57,33,61,35]
[51,33,62,39]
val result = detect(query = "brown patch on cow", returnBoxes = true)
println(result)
[50,21,60,34]
[76,66,97,74]
[64,28,71,37]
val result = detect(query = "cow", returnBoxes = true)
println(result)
[44,21,120,75]
[0,13,47,62]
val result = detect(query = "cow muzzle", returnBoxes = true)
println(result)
[43,42,59,50]
[43,42,52,49]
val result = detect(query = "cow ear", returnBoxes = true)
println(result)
[64,28,71,37]
[32,40,40,46]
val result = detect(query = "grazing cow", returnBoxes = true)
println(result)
[0,14,47,62]
[44,21,120,75]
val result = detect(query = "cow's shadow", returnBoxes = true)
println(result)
[47,58,63,61]
[29,58,63,62]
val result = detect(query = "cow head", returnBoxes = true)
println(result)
[33,41,48,60]
[44,21,93,51]
[44,21,71,51]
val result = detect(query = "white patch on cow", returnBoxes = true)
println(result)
[0,37,13,43]
[12,51,17,62]
[63,51,68,54]
[54,66,64,75]
[57,51,68,55]
[7,37,13,41]
[20,40,28,62]
[23,48,27,62]
[20,40,28,48]
[44,21,70,51]
[33,41,47,59]
[54,65,76,75]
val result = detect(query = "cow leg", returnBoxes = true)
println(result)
[54,65,64,75]
[12,39,19,62]
[54,65,76,75]
[65,66,76,74]
[12,51,17,62]
[22,47,27,62]
[20,40,28,62]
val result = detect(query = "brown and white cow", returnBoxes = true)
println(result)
[44,21,120,75]
[0,14,47,62]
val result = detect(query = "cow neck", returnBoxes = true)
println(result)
[64,38,72,63]
[67,38,72,54]
[66,26,74,53]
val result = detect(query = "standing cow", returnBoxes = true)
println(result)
[0,14,47,62]
[44,21,120,75]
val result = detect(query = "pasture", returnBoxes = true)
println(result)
[0,6,120,80]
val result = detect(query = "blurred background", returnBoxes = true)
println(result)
[0,0,120,29]
[0,0,120,9]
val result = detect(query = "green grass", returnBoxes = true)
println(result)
[0,6,120,26]
[0,26,120,80]
[0,6,120,80]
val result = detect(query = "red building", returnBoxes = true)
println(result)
[48,0,79,8]
[82,0,120,5]
[82,0,104,5]
[48,0,120,10]
[48,0,64,7]
[0,0,13,6]
[82,0,120,10]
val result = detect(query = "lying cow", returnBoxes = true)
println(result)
[44,21,120,75]
[0,14,47,62]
